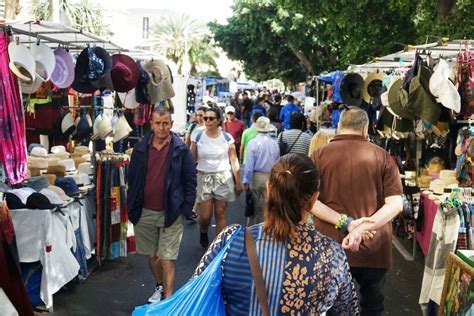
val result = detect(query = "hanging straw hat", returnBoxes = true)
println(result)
[112,115,133,143]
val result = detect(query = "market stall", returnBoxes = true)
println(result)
[0,19,177,312]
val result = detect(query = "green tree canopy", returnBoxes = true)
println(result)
[212,0,473,84]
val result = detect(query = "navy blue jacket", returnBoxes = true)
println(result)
[127,132,197,227]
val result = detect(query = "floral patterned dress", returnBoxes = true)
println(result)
[194,223,359,315]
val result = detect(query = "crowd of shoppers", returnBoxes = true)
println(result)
[128,97,403,315]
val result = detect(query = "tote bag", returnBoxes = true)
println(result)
[132,226,242,316]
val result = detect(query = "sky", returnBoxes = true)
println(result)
[96,0,234,24]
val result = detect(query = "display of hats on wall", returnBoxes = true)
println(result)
[51,48,75,88]
[340,73,364,107]
[111,54,139,93]
[144,59,175,103]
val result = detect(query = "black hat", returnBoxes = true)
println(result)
[135,61,150,104]
[26,192,56,210]
[91,47,114,91]
[341,73,364,107]
[5,192,26,210]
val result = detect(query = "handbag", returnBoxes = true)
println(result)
[132,226,242,316]
[245,188,254,217]
[279,131,303,156]
[245,228,270,316]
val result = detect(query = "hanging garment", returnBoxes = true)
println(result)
[0,33,28,184]
[419,203,460,313]
[0,202,34,316]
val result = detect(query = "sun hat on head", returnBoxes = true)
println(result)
[8,42,36,82]
[254,117,275,133]
[51,47,75,88]
[111,54,139,93]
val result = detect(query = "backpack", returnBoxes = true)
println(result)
[195,130,231,143]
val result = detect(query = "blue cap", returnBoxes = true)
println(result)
[55,177,80,196]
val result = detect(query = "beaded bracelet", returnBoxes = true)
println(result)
[340,216,353,234]
[335,214,348,230]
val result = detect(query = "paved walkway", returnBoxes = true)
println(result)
[50,194,425,315]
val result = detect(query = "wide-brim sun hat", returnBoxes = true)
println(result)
[362,72,385,104]
[51,48,75,88]
[8,42,36,82]
[144,59,175,103]
[110,54,139,93]
[91,47,114,91]
[387,79,413,120]
[340,73,364,107]
[254,116,274,132]
[112,115,133,143]
[31,43,56,81]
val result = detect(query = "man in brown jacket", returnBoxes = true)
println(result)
[310,106,403,316]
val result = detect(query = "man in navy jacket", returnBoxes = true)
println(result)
[127,107,197,303]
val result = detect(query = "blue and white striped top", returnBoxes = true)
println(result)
[193,223,359,315]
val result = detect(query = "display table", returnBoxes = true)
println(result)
[416,192,440,256]
[11,208,80,309]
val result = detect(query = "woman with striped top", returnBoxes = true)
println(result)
[193,154,359,315]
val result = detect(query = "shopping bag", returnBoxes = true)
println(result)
[132,226,242,316]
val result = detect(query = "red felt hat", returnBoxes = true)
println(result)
[110,54,139,93]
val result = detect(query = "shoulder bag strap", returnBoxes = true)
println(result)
[245,227,271,316]
[287,131,303,153]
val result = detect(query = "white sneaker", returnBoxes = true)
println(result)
[148,285,164,303]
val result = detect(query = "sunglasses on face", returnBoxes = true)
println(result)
[203,116,217,121]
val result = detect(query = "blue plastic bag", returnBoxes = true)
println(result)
[132,226,242,316]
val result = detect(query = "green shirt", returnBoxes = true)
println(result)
[240,126,257,163]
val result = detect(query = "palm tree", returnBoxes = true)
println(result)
[30,0,107,36]
[188,36,219,76]
[148,13,215,75]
